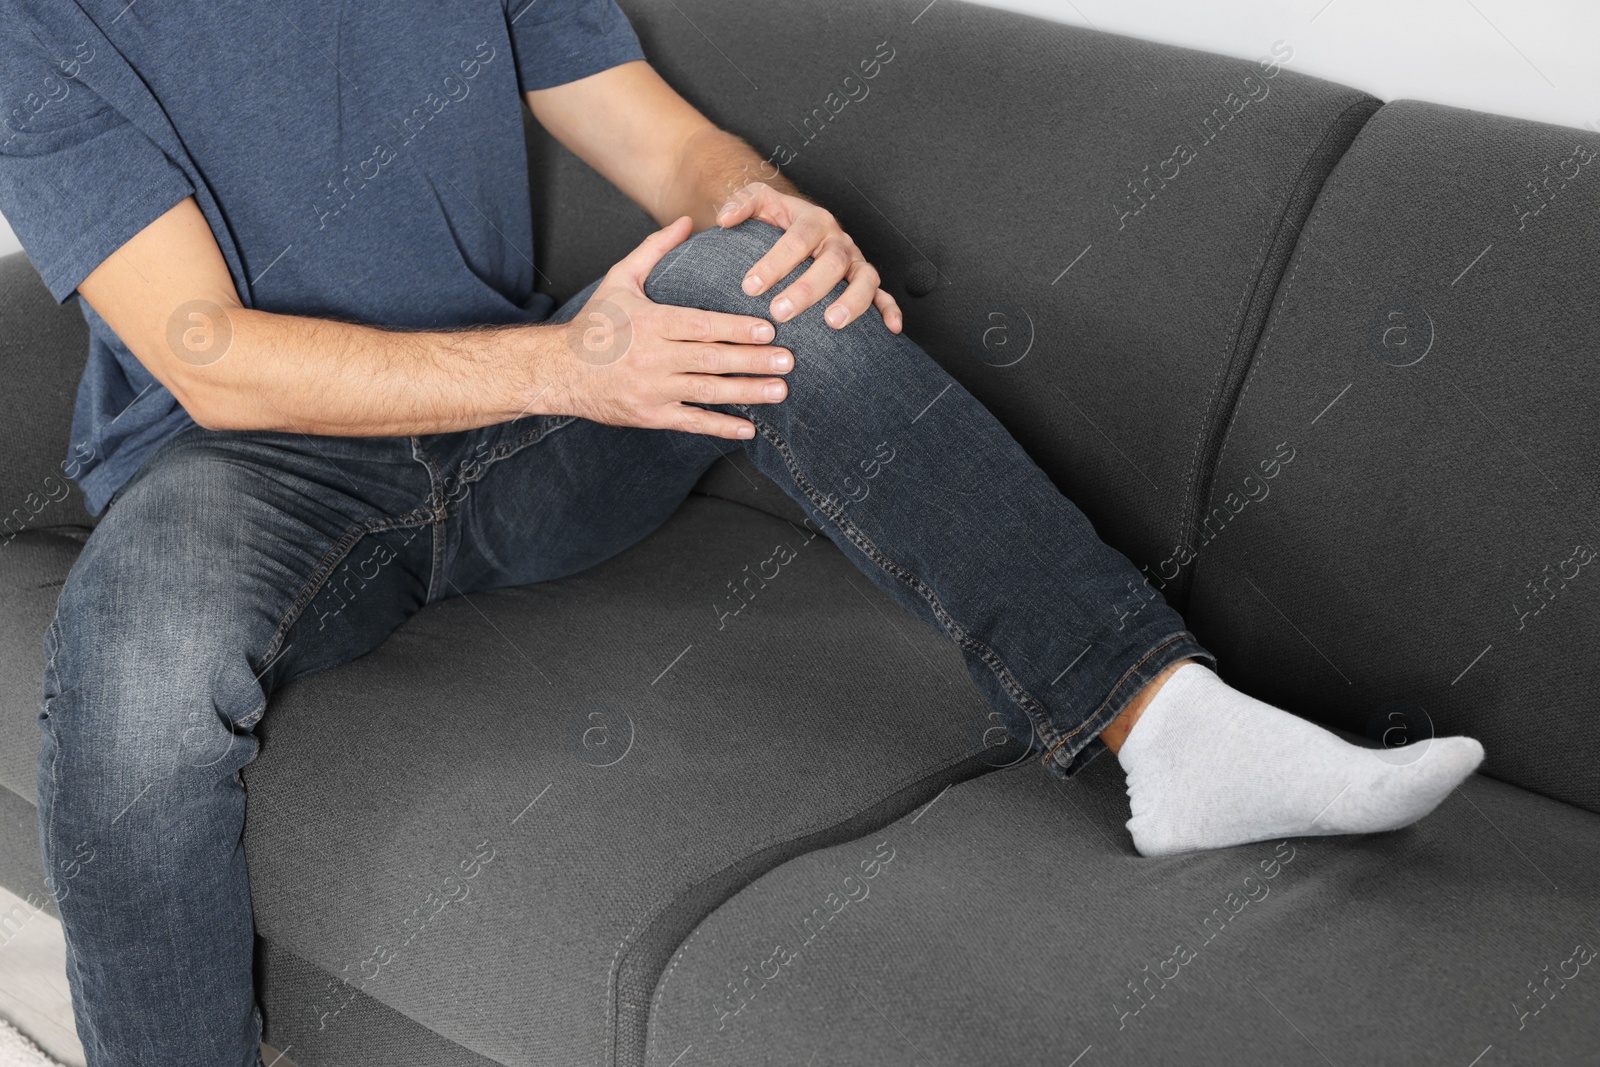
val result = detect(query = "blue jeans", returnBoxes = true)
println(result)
[36,220,1215,1066]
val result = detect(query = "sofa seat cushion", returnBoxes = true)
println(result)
[647,751,1600,1066]
[1183,100,1600,815]
[241,494,1017,1067]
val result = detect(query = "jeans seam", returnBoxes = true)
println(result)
[412,436,449,604]
[488,414,578,462]
[740,408,1065,757]
[39,615,109,1062]
[414,416,579,603]
[440,417,579,501]
[252,507,440,683]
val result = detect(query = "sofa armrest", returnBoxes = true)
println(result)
[0,251,95,534]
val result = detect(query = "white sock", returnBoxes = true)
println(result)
[1115,663,1484,856]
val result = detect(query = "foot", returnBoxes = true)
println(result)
[1114,663,1484,856]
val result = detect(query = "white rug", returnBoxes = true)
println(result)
[0,1019,64,1067]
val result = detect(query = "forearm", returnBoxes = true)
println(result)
[657,126,809,231]
[185,306,557,436]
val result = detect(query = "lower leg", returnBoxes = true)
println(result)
[1099,657,1195,754]
[645,220,1213,781]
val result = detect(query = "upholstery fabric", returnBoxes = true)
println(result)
[647,756,1600,1066]
[1182,101,1600,815]
[256,937,504,1067]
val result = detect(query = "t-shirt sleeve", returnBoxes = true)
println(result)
[504,0,647,92]
[0,33,194,304]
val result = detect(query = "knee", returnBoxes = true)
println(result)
[41,609,259,794]
[642,219,888,390]
[43,506,267,791]
[643,219,789,313]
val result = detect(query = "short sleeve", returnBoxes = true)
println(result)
[504,0,646,92]
[0,32,194,303]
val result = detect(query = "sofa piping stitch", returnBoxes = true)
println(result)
[1209,100,1378,485]
[617,744,986,1066]
[1174,96,1378,603]
[1182,96,1379,570]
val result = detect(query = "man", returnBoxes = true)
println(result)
[0,1,1483,1064]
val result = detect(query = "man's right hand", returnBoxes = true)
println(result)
[548,216,793,441]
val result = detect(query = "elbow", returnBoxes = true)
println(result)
[185,393,251,432]
[186,403,229,433]
[161,295,249,431]
[169,376,237,432]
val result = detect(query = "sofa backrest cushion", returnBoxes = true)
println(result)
[0,255,94,533]
[532,0,1379,607]
[1186,99,1600,814]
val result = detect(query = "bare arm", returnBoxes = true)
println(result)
[524,59,803,230]
[76,196,787,440]
[77,197,553,435]
[526,60,902,333]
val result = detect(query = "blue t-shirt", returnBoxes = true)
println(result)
[0,0,644,516]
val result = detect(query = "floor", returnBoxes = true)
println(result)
[0,885,295,1067]
[0,885,80,1067]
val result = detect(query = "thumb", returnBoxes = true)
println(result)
[716,181,777,229]
[615,215,695,287]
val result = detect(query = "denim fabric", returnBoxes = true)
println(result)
[36,219,1213,1066]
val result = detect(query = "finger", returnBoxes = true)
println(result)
[635,380,759,441]
[676,341,794,375]
[676,372,789,407]
[715,181,775,229]
[668,404,758,441]
[614,216,695,287]
[770,241,854,323]
[657,303,778,344]
[872,288,904,334]
[821,261,881,329]
[742,212,829,297]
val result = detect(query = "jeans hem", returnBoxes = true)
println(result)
[1038,629,1217,780]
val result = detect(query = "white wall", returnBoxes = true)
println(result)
[1,0,1595,262]
[975,0,1599,131]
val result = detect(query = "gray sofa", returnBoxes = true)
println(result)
[3,0,1598,1064]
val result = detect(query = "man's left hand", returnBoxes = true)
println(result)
[715,182,904,334]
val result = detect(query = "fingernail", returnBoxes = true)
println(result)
[764,381,786,400]
[772,297,793,319]
[743,275,763,295]
[825,306,846,328]
[719,202,737,218]
[751,321,774,342]
[771,351,792,371]
[738,424,756,439]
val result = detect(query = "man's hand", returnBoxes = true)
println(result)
[550,216,794,441]
[715,182,904,335]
